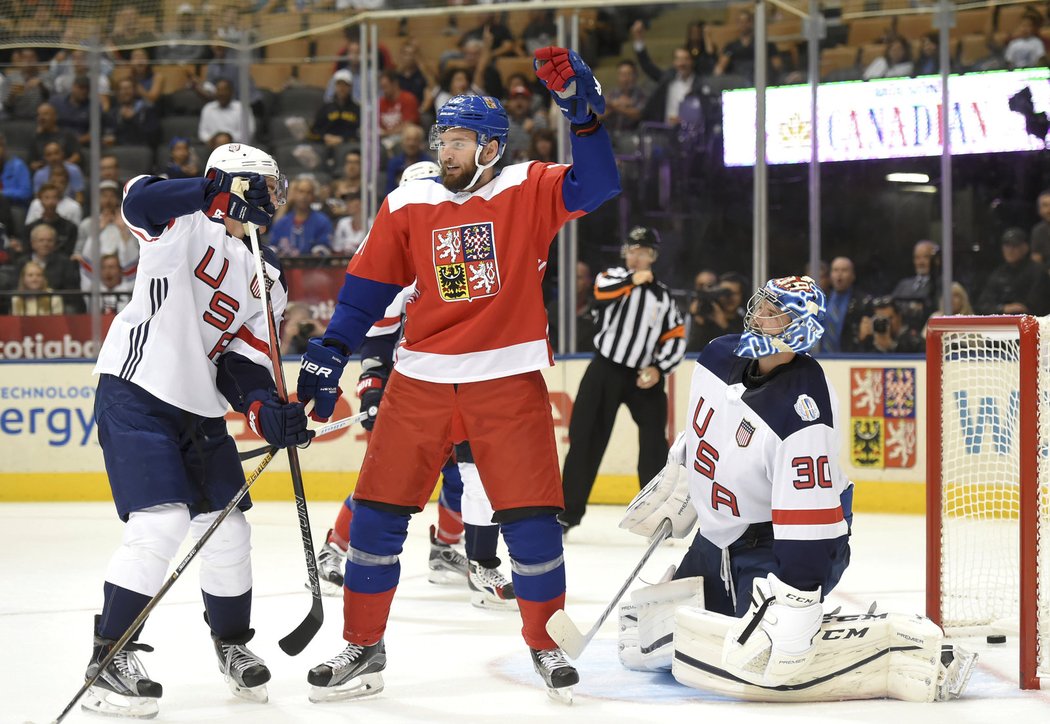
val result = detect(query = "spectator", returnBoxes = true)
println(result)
[26,184,79,256]
[156,4,209,64]
[385,124,433,194]
[332,194,367,256]
[857,295,923,353]
[75,179,136,283]
[503,84,547,163]
[601,60,648,135]
[32,141,86,201]
[198,78,254,144]
[686,272,747,351]
[1004,13,1046,68]
[336,150,362,195]
[816,256,868,353]
[975,227,1050,315]
[161,137,200,179]
[713,10,783,82]
[10,260,64,316]
[1029,188,1050,264]
[83,252,133,314]
[28,104,82,171]
[3,49,48,121]
[521,9,557,56]
[127,48,167,105]
[684,21,719,76]
[429,67,479,119]
[269,176,333,257]
[891,239,940,330]
[26,169,82,225]
[805,258,831,293]
[99,153,123,184]
[0,194,26,255]
[312,69,361,147]
[528,127,557,163]
[914,32,943,76]
[394,40,433,105]
[51,75,94,146]
[378,70,421,151]
[18,223,82,311]
[546,260,598,354]
[460,12,518,58]
[0,131,33,207]
[923,282,975,337]
[280,302,324,356]
[51,49,112,99]
[108,7,157,61]
[458,36,504,99]
[632,22,704,125]
[328,34,364,104]
[200,44,262,105]
[207,131,234,150]
[863,36,914,80]
[103,77,161,148]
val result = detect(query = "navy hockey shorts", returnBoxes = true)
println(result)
[95,374,251,521]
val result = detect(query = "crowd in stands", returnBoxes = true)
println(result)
[2,1,1050,356]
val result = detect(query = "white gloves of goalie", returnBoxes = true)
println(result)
[619,431,697,539]
[723,573,823,686]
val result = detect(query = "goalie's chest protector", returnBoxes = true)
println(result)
[683,335,845,549]
[95,207,280,418]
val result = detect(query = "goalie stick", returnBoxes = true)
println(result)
[243,213,323,656]
[237,408,376,461]
[49,451,277,724]
[546,519,672,659]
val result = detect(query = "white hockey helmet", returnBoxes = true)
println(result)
[205,143,288,206]
[399,161,440,186]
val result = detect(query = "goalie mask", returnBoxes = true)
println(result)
[205,143,288,206]
[735,275,826,358]
[430,95,509,190]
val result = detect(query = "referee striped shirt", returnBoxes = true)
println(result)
[592,267,687,373]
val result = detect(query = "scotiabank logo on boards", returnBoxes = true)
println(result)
[0,316,113,359]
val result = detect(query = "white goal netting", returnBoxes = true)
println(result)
[933,316,1050,682]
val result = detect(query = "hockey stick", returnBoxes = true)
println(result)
[545,518,672,659]
[243,216,323,656]
[237,409,374,461]
[49,451,277,724]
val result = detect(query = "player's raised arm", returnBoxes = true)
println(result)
[534,46,620,213]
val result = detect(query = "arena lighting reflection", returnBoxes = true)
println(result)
[723,68,1050,166]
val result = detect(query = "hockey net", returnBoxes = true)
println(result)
[926,315,1050,689]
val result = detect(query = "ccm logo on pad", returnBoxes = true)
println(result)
[302,361,333,377]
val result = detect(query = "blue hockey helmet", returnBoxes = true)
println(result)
[735,275,826,358]
[430,94,510,159]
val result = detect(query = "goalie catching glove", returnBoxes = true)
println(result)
[204,169,274,228]
[297,338,349,422]
[620,431,696,539]
[534,46,605,129]
[723,573,823,686]
[245,391,312,448]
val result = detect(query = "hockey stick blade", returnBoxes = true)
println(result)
[545,519,672,659]
[278,595,324,655]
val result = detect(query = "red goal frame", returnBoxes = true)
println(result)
[925,315,1042,690]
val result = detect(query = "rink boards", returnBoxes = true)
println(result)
[0,355,930,513]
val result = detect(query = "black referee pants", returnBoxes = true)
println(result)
[560,355,669,527]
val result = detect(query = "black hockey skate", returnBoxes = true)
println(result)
[82,617,162,719]
[467,560,518,610]
[307,639,386,702]
[213,629,271,703]
[427,524,468,585]
[530,646,579,704]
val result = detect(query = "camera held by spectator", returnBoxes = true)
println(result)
[858,295,923,354]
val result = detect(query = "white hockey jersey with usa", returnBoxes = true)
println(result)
[684,335,848,549]
[94,174,286,418]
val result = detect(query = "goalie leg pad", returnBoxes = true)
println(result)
[618,576,705,671]
[672,608,956,703]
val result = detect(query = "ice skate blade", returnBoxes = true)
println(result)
[470,593,519,611]
[308,672,384,703]
[228,681,269,703]
[81,687,159,719]
[545,685,574,705]
[427,568,467,586]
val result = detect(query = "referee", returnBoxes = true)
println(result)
[560,226,686,532]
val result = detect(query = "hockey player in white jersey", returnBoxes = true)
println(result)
[83,143,311,718]
[618,275,976,702]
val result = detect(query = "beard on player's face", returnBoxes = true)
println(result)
[440,157,477,192]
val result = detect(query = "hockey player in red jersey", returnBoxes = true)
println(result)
[297,47,619,703]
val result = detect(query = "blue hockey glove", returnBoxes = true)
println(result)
[246,393,313,448]
[534,46,605,125]
[297,338,349,422]
[204,169,274,227]
[356,376,384,431]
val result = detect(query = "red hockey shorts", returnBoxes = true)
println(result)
[353,369,563,513]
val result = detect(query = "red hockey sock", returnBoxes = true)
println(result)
[436,503,464,545]
[342,587,397,646]
[517,593,566,650]
[330,502,353,551]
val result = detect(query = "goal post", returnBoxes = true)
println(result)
[925,314,1048,690]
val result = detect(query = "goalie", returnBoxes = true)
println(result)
[617,275,976,703]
